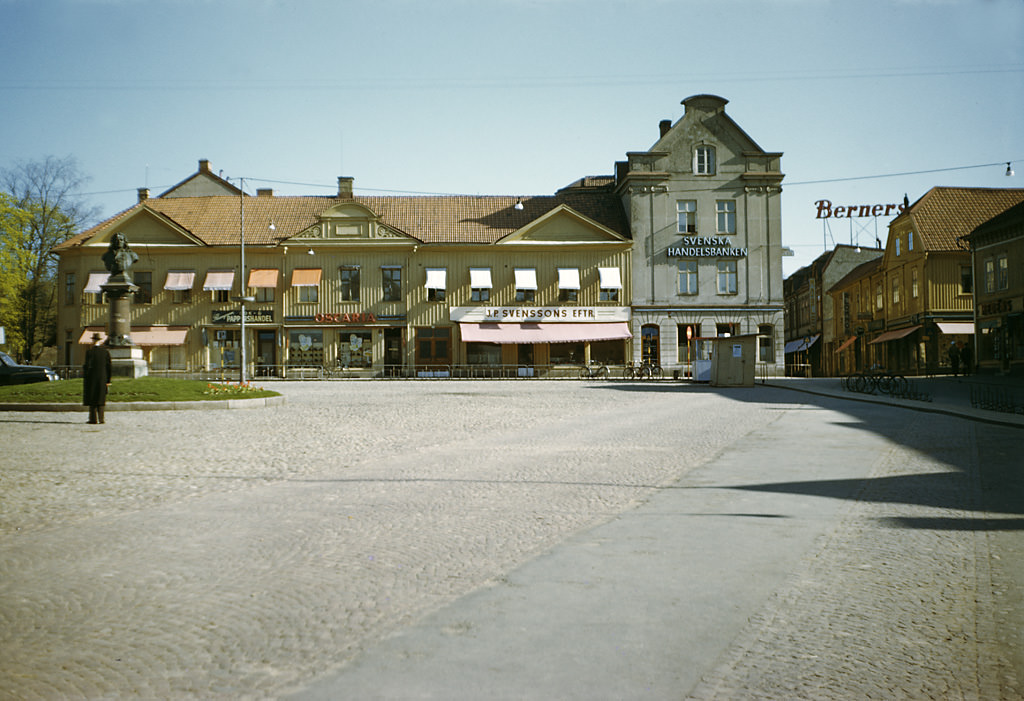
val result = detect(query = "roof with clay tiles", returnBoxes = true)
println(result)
[896,187,1024,251]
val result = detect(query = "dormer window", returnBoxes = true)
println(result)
[695,145,716,175]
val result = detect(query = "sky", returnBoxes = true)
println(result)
[2,0,1023,277]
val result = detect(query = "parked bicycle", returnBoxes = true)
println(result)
[622,360,664,380]
[842,371,908,397]
[579,361,609,380]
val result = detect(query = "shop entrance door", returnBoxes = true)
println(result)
[641,324,660,365]
[517,343,534,377]
[256,330,277,377]
[384,328,402,377]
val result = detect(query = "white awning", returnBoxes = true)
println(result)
[424,268,447,290]
[514,268,537,290]
[557,268,581,290]
[937,322,974,335]
[84,272,110,294]
[469,268,492,288]
[203,270,235,291]
[164,271,195,290]
[598,267,622,289]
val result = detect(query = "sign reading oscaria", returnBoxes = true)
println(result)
[668,236,747,258]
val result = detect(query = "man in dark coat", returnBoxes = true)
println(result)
[83,333,112,424]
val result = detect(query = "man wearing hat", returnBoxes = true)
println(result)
[83,332,112,424]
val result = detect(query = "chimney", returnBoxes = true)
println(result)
[659,120,672,138]
[337,176,354,198]
[137,188,150,203]
[199,159,211,174]
[257,188,274,197]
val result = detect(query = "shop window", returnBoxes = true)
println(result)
[210,329,240,369]
[716,260,737,295]
[591,339,625,365]
[382,267,402,301]
[550,342,585,365]
[64,272,75,305]
[759,324,775,362]
[338,331,372,368]
[134,271,152,304]
[716,200,736,234]
[695,145,715,175]
[677,200,697,233]
[415,327,451,367]
[466,342,501,366]
[677,260,698,295]
[340,267,360,302]
[289,329,324,367]
[641,324,660,364]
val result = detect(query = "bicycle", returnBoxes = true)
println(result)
[579,361,609,380]
[622,360,663,380]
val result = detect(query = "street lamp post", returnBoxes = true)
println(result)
[232,177,255,384]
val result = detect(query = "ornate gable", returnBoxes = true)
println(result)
[287,202,415,244]
[498,204,629,245]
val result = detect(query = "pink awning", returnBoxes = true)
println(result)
[459,322,631,344]
[869,325,921,345]
[79,327,189,346]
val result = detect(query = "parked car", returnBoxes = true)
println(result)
[0,351,60,385]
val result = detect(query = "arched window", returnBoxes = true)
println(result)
[694,145,716,175]
[641,324,660,364]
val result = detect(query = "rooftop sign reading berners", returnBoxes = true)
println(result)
[815,199,906,219]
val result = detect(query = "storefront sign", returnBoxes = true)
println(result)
[212,309,274,324]
[450,306,630,323]
[815,199,905,219]
[981,299,1014,316]
[667,236,747,258]
[314,312,378,324]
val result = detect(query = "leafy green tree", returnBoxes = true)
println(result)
[0,156,98,361]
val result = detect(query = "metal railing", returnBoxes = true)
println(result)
[969,383,1023,414]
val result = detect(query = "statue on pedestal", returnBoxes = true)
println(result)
[99,233,148,377]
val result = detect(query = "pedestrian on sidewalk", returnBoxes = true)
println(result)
[948,341,960,376]
[960,341,973,376]
[83,333,112,424]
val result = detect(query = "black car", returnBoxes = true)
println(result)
[0,351,60,385]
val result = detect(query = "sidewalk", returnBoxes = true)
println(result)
[762,373,1024,429]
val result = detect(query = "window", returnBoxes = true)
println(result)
[895,237,901,256]
[590,339,625,365]
[676,200,697,233]
[598,267,621,302]
[891,276,900,305]
[960,265,973,294]
[550,342,584,365]
[557,268,579,302]
[641,324,660,364]
[173,288,192,304]
[425,268,447,302]
[716,200,736,234]
[695,145,715,175]
[716,260,737,295]
[912,268,919,298]
[984,258,995,293]
[677,260,698,295]
[213,289,231,303]
[717,322,738,337]
[292,268,321,303]
[338,331,372,368]
[133,271,152,304]
[299,285,318,303]
[382,267,402,301]
[514,268,537,302]
[876,282,884,309]
[84,272,109,304]
[64,272,75,305]
[255,287,274,303]
[203,270,235,303]
[470,268,492,302]
[758,324,775,362]
[340,267,360,302]
[997,254,1009,290]
[466,342,501,365]
[288,329,324,366]
[415,327,451,367]
[908,230,914,251]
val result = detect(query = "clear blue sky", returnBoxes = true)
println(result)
[3,0,1022,276]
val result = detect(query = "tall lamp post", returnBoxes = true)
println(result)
[232,177,256,383]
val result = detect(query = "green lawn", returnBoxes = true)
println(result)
[0,376,280,403]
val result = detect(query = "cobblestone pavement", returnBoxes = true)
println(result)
[1,381,1021,699]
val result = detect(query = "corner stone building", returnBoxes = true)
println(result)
[54,95,785,378]
[616,95,785,376]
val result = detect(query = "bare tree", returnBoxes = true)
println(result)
[1,155,100,361]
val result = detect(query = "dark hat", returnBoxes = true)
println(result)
[91,332,103,342]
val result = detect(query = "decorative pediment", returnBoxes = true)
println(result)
[499,205,629,245]
[82,207,205,247]
[288,201,415,243]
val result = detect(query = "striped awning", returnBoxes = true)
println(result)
[203,270,235,291]
[79,326,189,346]
[164,271,195,290]
[290,269,321,286]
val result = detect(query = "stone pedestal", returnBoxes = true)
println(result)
[101,273,149,378]
[109,345,149,378]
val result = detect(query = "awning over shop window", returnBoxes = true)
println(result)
[936,322,974,335]
[514,268,537,290]
[84,272,110,294]
[163,271,196,290]
[557,268,580,290]
[424,268,447,290]
[784,334,820,354]
[249,269,279,288]
[834,336,857,353]
[469,268,492,288]
[203,270,235,291]
[79,326,189,346]
[598,267,622,289]
[289,268,320,286]
[459,322,631,344]
[869,324,922,344]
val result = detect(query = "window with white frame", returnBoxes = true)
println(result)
[716,200,736,234]
[716,260,737,295]
[677,260,698,295]
[339,266,360,301]
[382,266,402,301]
[425,268,447,302]
[997,253,1009,290]
[598,267,621,302]
[694,145,715,175]
[557,267,580,302]
[470,267,492,302]
[676,200,696,233]
[984,258,995,293]
[514,267,537,302]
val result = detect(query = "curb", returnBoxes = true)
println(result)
[0,395,286,413]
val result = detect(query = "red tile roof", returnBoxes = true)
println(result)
[900,187,1024,251]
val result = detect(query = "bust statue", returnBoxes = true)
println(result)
[102,232,138,282]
